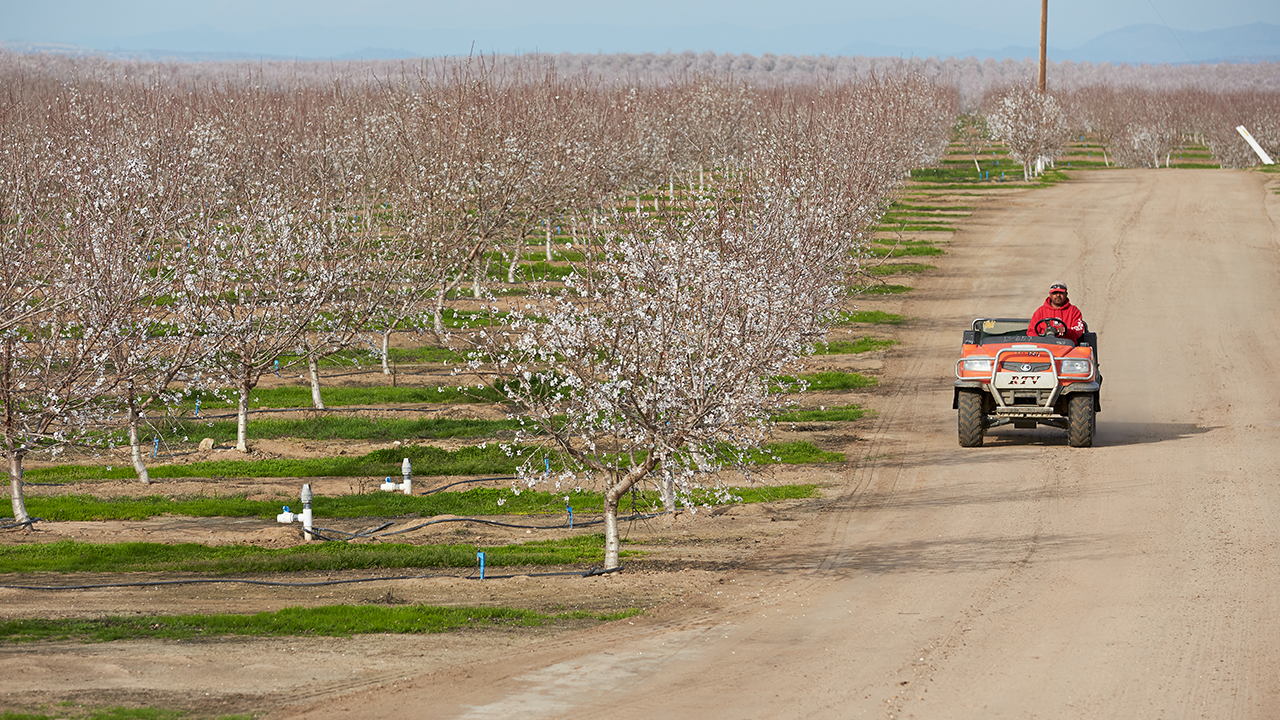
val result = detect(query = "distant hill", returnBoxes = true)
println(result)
[1061,22,1280,64]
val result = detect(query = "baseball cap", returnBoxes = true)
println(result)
[1049,283,1068,294]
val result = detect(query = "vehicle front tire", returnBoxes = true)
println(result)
[1067,394,1096,447]
[958,389,985,447]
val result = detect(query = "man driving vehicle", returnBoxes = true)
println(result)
[1028,283,1085,342]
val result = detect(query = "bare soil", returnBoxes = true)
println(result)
[5,168,1280,720]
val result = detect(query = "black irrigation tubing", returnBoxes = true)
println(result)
[420,476,519,495]
[375,510,668,537]
[0,566,619,589]
[307,521,396,540]
[0,518,40,531]
[465,566,624,580]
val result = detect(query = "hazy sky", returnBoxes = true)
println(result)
[4,0,1278,52]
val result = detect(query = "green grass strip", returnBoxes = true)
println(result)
[273,346,466,368]
[24,444,542,483]
[0,603,640,644]
[157,416,525,444]
[774,404,867,422]
[180,384,505,410]
[12,483,822,522]
[810,338,896,354]
[837,310,906,325]
[868,263,935,276]
[773,371,876,392]
[873,223,957,233]
[749,442,843,463]
[866,244,945,258]
[26,429,841,483]
[0,534,612,573]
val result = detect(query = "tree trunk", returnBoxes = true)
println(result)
[545,220,553,262]
[128,405,151,485]
[507,237,522,283]
[433,291,447,336]
[973,157,982,177]
[601,465,652,570]
[658,476,677,514]
[381,329,392,375]
[8,453,29,524]
[308,354,325,409]
[603,487,622,569]
[236,380,251,452]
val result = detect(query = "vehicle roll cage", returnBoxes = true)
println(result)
[963,317,1095,351]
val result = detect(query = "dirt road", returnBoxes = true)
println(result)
[268,168,1280,719]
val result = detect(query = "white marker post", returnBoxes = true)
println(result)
[1236,126,1275,165]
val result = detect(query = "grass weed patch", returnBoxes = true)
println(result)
[837,310,906,325]
[773,371,876,392]
[867,243,945,258]
[868,263,935,276]
[749,442,843,463]
[811,338,896,354]
[774,405,867,422]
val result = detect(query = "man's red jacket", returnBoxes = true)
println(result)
[1028,297,1085,341]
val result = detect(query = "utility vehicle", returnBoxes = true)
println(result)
[953,317,1101,447]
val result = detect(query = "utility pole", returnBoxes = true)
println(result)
[1038,0,1048,93]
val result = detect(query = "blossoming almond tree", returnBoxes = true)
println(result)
[987,85,1070,180]
[196,194,347,452]
[0,145,134,521]
[477,193,855,569]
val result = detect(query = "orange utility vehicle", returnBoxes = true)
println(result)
[953,317,1101,447]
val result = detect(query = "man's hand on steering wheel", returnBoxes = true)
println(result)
[1034,317,1068,337]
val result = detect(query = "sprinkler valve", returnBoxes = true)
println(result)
[276,483,315,541]
[380,457,413,494]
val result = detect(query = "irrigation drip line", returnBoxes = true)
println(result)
[0,565,623,591]
[296,509,663,540]
[0,518,40,531]
[374,510,667,537]
[306,521,395,541]
[421,476,518,495]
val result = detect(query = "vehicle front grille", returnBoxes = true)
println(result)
[1000,361,1051,372]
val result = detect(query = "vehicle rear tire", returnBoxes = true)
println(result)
[1067,394,1096,447]
[958,390,985,447]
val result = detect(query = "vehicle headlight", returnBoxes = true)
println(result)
[962,358,992,373]
[1060,359,1092,375]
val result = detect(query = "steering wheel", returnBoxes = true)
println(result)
[1033,317,1068,337]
